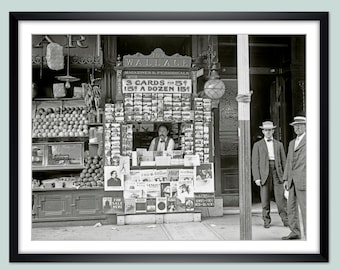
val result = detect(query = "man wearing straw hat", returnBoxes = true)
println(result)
[282,115,306,240]
[252,121,288,229]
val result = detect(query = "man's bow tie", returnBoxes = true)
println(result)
[266,138,272,142]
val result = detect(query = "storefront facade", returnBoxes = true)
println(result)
[31,34,305,226]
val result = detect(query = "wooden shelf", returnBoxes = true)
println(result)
[32,136,89,143]
[32,165,85,172]
[32,186,104,192]
[131,165,193,170]
[33,97,84,101]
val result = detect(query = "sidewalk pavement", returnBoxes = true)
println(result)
[32,202,300,241]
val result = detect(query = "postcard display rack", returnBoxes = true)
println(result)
[104,49,216,225]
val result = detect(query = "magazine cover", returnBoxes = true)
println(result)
[177,179,194,203]
[123,189,143,199]
[160,182,170,197]
[168,169,179,182]
[160,182,178,198]
[124,180,138,190]
[185,197,195,212]
[156,197,167,213]
[178,169,194,182]
[136,181,147,198]
[102,197,113,213]
[146,198,156,213]
[194,163,214,193]
[124,170,141,182]
[167,197,177,212]
[124,198,136,214]
[135,198,147,213]
[170,182,178,198]
[146,182,161,198]
[140,169,155,182]
[154,169,168,182]
[104,165,123,191]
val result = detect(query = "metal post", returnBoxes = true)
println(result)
[237,34,252,240]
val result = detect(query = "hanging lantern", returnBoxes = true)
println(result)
[204,62,225,100]
[56,35,80,89]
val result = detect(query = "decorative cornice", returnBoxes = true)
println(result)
[32,55,102,67]
[71,55,102,65]
[122,48,192,68]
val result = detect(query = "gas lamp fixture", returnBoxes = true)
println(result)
[56,35,80,88]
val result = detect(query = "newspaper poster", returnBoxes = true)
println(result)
[194,163,214,193]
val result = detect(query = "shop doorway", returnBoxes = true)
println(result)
[250,74,288,203]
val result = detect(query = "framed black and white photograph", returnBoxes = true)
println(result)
[104,166,123,190]
[10,12,328,262]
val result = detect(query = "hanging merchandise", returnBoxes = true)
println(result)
[84,74,102,114]
[46,42,64,71]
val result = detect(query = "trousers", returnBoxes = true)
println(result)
[260,160,288,224]
[287,182,306,237]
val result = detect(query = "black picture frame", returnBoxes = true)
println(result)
[9,12,329,263]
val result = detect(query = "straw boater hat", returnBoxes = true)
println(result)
[290,116,306,126]
[259,121,276,129]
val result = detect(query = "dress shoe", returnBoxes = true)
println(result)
[264,223,270,228]
[281,233,301,240]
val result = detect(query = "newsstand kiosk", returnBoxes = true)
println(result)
[104,48,217,225]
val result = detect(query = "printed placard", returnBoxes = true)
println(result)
[194,193,215,207]
[122,79,192,93]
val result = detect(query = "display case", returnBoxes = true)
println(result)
[32,142,84,170]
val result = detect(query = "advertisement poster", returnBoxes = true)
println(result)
[102,197,113,213]
[177,179,194,204]
[194,193,215,207]
[194,163,214,193]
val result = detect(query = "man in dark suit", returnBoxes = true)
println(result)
[252,121,288,228]
[282,116,306,240]
[107,170,121,187]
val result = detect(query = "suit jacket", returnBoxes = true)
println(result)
[252,138,286,185]
[283,135,306,190]
[107,177,121,187]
